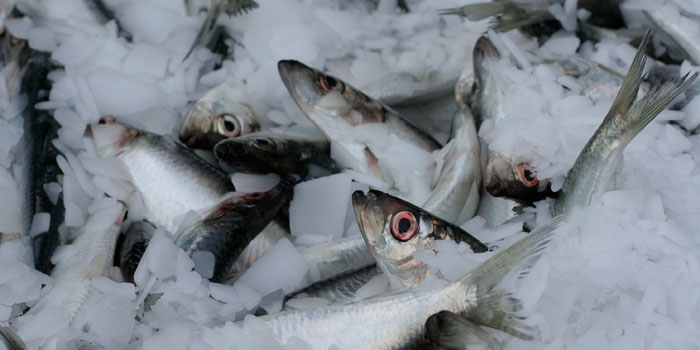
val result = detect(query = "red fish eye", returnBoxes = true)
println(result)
[391,211,418,241]
[518,163,538,187]
[242,192,265,201]
[319,76,337,92]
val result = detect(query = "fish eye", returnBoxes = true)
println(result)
[252,138,275,151]
[518,163,538,188]
[390,211,418,241]
[217,114,241,137]
[320,75,343,93]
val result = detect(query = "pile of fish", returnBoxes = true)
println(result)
[1,0,700,349]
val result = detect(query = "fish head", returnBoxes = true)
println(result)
[278,60,385,127]
[483,152,555,202]
[179,100,259,150]
[472,35,500,96]
[352,190,487,287]
[213,133,295,173]
[88,121,140,158]
[472,36,504,124]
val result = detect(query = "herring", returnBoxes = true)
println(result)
[553,30,699,215]
[248,215,566,349]
[179,83,259,150]
[351,190,488,288]
[277,59,441,182]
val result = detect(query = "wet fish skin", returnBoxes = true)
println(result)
[290,265,381,306]
[253,215,565,349]
[179,83,259,150]
[20,50,66,275]
[277,59,441,182]
[223,217,291,283]
[472,35,555,203]
[554,30,699,215]
[422,105,481,223]
[425,310,502,350]
[91,122,234,233]
[174,176,295,282]
[351,190,488,288]
[116,220,155,283]
[300,235,375,286]
[213,130,334,176]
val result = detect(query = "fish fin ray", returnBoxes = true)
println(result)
[609,29,651,117]
[438,2,507,20]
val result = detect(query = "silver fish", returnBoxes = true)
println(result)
[249,215,565,349]
[223,218,291,283]
[425,310,502,350]
[553,30,698,215]
[290,265,381,306]
[116,220,156,283]
[644,9,700,66]
[351,190,488,289]
[472,35,556,203]
[277,59,441,182]
[91,122,234,233]
[422,104,481,223]
[179,83,259,150]
[15,202,126,350]
[0,325,26,350]
[174,176,295,282]
[299,236,376,286]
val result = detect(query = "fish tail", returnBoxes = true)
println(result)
[466,215,566,339]
[608,29,651,119]
[0,325,27,350]
[426,310,502,349]
[439,2,548,32]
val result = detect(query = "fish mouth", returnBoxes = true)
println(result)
[179,109,215,149]
[351,190,385,250]
[278,59,322,112]
[213,139,245,164]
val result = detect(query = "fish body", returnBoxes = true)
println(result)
[351,190,488,288]
[422,105,481,223]
[299,235,375,286]
[16,202,126,350]
[277,60,441,182]
[20,51,65,275]
[179,83,259,150]
[174,176,295,282]
[223,218,291,283]
[553,31,698,215]
[250,215,565,349]
[116,220,155,283]
[291,265,381,306]
[213,128,334,176]
[91,123,234,233]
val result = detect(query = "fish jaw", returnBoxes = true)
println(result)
[278,60,326,117]
[483,151,554,203]
[179,102,215,149]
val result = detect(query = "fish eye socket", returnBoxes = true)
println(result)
[319,75,343,93]
[390,211,418,241]
[218,114,241,137]
[252,138,275,151]
[518,163,538,187]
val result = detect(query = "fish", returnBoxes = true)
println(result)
[14,201,126,350]
[116,220,156,283]
[249,215,565,349]
[351,190,489,288]
[277,59,441,182]
[0,325,26,350]
[644,9,700,66]
[289,265,381,307]
[213,128,335,176]
[19,50,65,275]
[440,0,624,33]
[174,176,295,282]
[179,83,259,150]
[90,121,235,233]
[425,310,502,350]
[421,104,481,224]
[472,35,556,203]
[183,0,258,61]
[299,235,376,287]
[553,30,699,215]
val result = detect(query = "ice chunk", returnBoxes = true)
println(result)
[119,2,182,45]
[354,273,388,300]
[237,238,308,295]
[191,251,216,280]
[143,229,178,280]
[123,43,169,79]
[29,212,51,237]
[28,27,57,52]
[86,67,161,116]
[289,174,353,237]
